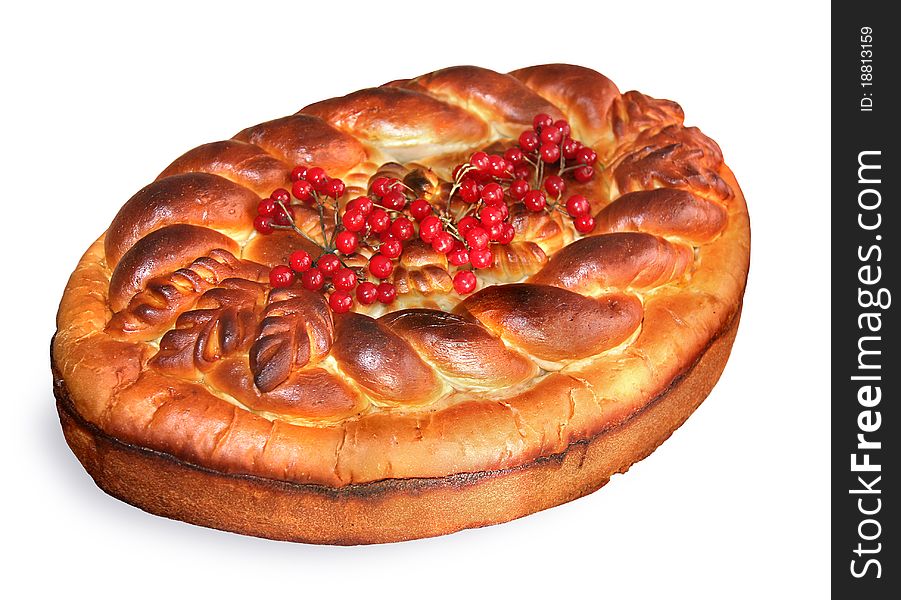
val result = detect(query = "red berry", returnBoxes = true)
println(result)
[465,227,490,251]
[469,248,494,269]
[332,267,357,291]
[457,215,480,235]
[324,178,345,199]
[453,270,477,294]
[409,198,432,221]
[257,198,278,217]
[376,282,397,304]
[382,188,407,211]
[523,190,547,212]
[518,130,539,152]
[576,147,598,166]
[487,154,509,179]
[497,223,516,245]
[431,231,455,254]
[312,177,331,194]
[480,182,504,205]
[369,254,394,279]
[539,143,560,163]
[544,175,566,197]
[301,267,324,290]
[318,254,341,275]
[390,216,415,241]
[289,250,312,272]
[269,265,295,288]
[341,209,366,233]
[447,242,470,266]
[469,151,490,171]
[504,147,524,165]
[273,205,294,226]
[479,205,504,227]
[356,281,378,305]
[328,290,353,313]
[371,177,393,197]
[487,222,504,241]
[459,177,480,203]
[496,202,509,220]
[253,215,274,234]
[574,214,596,233]
[367,208,391,233]
[573,165,594,182]
[566,195,590,217]
[554,119,571,137]
[419,215,443,242]
[532,113,554,131]
[562,137,582,160]
[305,167,327,187]
[290,165,308,182]
[509,178,530,200]
[335,230,359,254]
[379,238,402,259]
[513,165,532,180]
[539,125,562,145]
[291,180,314,203]
[270,188,290,204]
[346,196,373,215]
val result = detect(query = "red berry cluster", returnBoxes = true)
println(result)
[253,167,399,313]
[508,113,599,233]
[252,114,601,313]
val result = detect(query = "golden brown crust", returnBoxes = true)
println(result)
[509,64,621,147]
[457,284,643,362]
[158,140,292,195]
[331,311,448,405]
[379,309,539,389]
[105,173,259,266]
[52,63,750,543]
[302,87,491,163]
[594,188,728,243]
[398,66,565,138]
[234,114,367,175]
[529,232,692,294]
[107,224,239,312]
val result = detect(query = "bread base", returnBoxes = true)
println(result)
[54,305,740,545]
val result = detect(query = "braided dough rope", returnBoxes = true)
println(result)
[53,65,749,539]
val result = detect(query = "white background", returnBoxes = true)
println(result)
[1,1,829,597]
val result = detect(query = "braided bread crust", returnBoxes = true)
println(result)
[52,64,749,541]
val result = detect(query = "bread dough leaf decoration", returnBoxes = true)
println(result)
[249,288,335,392]
[612,125,732,201]
[107,250,266,340]
[149,279,267,379]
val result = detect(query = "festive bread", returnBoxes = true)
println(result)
[52,64,750,544]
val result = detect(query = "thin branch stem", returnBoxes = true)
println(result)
[275,201,329,251]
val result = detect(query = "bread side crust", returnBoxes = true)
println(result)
[54,303,740,545]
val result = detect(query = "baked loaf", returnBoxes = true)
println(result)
[53,64,750,544]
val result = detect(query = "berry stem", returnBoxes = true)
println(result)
[446,163,478,211]
[314,197,329,249]
[330,202,340,247]
[275,201,329,251]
